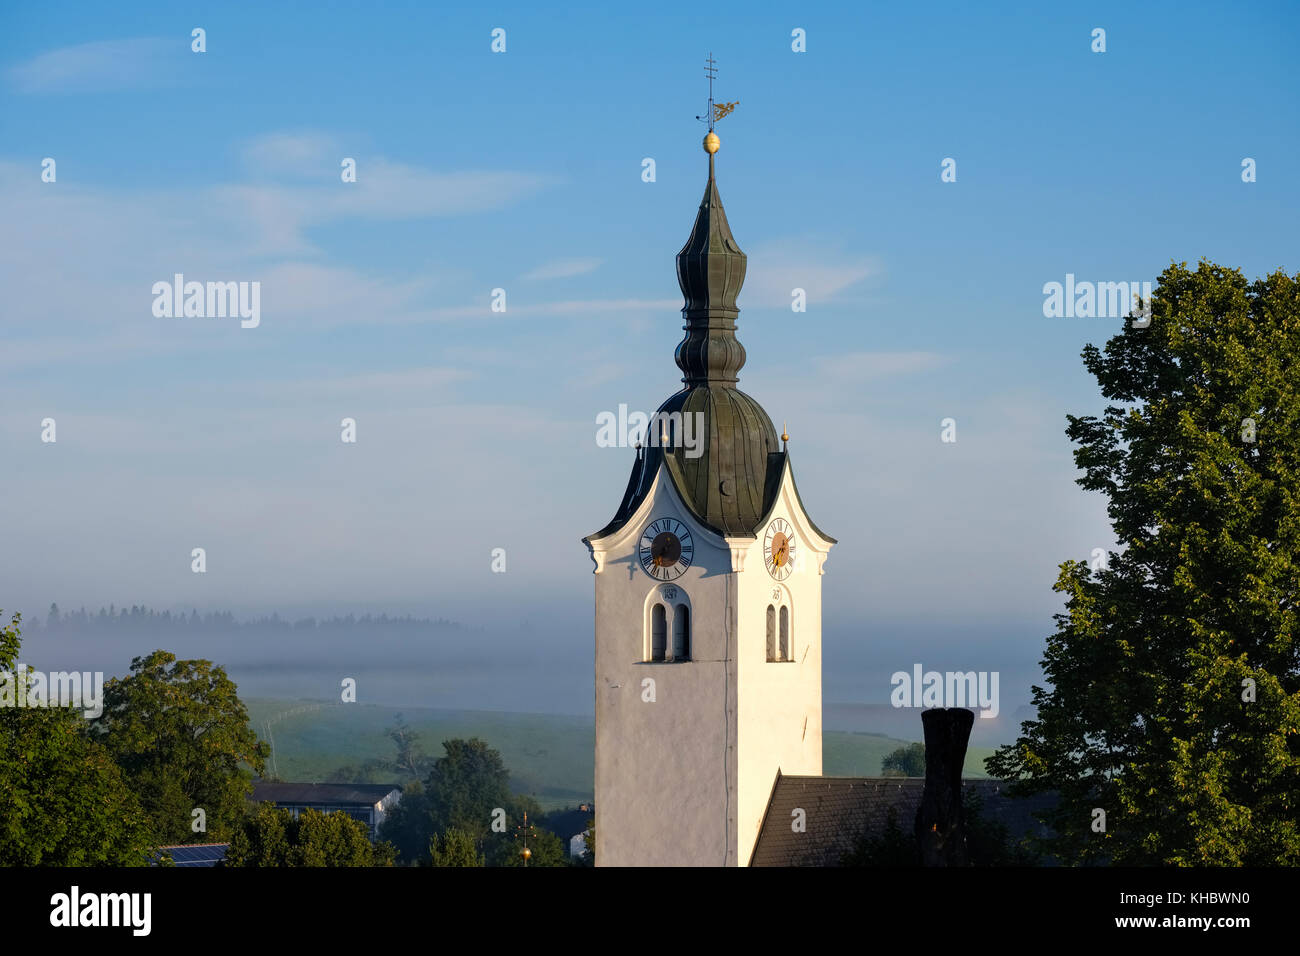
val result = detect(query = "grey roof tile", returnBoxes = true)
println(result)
[751,775,1055,866]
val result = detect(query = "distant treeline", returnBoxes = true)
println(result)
[26,604,469,635]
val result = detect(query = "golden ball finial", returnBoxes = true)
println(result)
[521,846,532,860]
[703,131,720,154]
[782,422,790,443]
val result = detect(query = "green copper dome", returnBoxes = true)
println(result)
[675,151,748,385]
[654,385,780,535]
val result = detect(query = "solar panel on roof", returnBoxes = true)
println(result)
[154,844,229,867]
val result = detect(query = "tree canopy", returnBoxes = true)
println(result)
[225,804,395,867]
[428,827,484,867]
[500,824,567,867]
[380,737,567,866]
[988,261,1300,865]
[91,649,270,844]
[0,611,155,865]
[881,742,926,777]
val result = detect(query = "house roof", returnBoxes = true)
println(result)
[153,843,229,867]
[250,782,400,806]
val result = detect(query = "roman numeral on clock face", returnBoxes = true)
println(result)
[638,517,692,581]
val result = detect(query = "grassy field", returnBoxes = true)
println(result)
[245,698,595,810]
[245,698,992,811]
[823,730,995,780]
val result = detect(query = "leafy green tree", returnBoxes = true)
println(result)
[579,817,594,867]
[962,791,1040,866]
[379,737,551,865]
[501,824,568,867]
[988,261,1300,865]
[295,808,395,866]
[428,827,484,867]
[426,737,515,839]
[387,714,429,780]
[225,804,394,866]
[0,611,20,697]
[0,611,156,865]
[92,650,270,844]
[223,802,290,866]
[481,798,546,865]
[881,742,926,777]
[379,780,432,863]
[424,736,532,865]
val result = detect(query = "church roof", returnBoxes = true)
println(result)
[586,136,833,544]
[659,385,779,534]
[676,151,746,355]
[751,776,927,867]
[749,774,1057,867]
[587,441,834,543]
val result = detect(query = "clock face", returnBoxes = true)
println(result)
[639,518,693,581]
[764,518,796,580]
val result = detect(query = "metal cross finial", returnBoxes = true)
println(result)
[515,810,538,866]
[695,53,738,131]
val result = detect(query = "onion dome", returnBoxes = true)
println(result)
[586,134,833,545]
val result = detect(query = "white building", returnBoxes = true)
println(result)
[584,130,834,866]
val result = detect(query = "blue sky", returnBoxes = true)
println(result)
[2,1,1298,719]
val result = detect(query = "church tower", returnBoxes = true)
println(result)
[583,114,836,866]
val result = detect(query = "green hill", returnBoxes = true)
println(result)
[823,730,994,779]
[245,698,991,812]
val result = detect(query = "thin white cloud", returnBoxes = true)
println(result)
[213,161,552,255]
[816,351,953,382]
[0,147,560,358]
[256,261,437,321]
[522,257,603,280]
[419,298,679,321]
[0,331,228,371]
[744,239,884,308]
[8,38,179,93]
[241,132,339,175]
[258,367,473,397]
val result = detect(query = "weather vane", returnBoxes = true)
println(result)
[695,52,738,132]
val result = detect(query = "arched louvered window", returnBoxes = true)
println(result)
[779,605,790,661]
[673,604,690,660]
[766,605,776,662]
[651,604,667,662]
